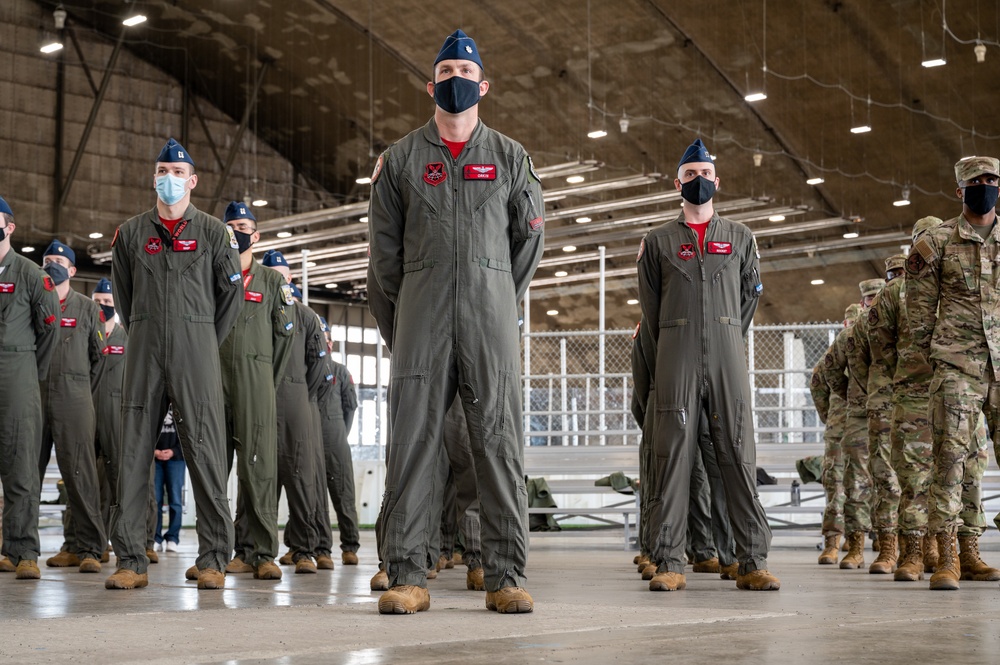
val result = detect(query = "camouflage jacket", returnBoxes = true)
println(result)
[821,325,851,406]
[843,312,872,417]
[905,214,1000,381]
[865,277,900,409]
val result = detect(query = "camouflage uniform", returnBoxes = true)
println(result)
[810,329,849,539]
[865,262,904,536]
[905,156,1000,587]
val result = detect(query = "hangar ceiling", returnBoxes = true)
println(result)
[37,0,1000,328]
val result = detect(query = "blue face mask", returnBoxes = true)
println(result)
[99,304,116,323]
[43,262,70,286]
[433,76,481,114]
[155,174,190,206]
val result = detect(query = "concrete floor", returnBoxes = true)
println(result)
[1,531,999,664]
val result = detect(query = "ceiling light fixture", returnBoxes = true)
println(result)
[587,129,607,139]
[768,214,785,222]
[251,198,268,207]
[88,232,103,239]
[626,299,639,305]
[618,113,629,133]
[324,283,338,289]
[921,57,946,68]
[40,40,63,54]
[562,245,577,253]
[850,125,872,134]
[842,232,859,239]
[744,92,767,103]
[893,187,911,207]
[306,261,317,268]
[546,309,559,316]
[810,279,825,285]
[554,270,568,277]
[355,176,372,185]
[806,177,825,185]
[975,42,987,63]
[122,15,146,27]
[575,216,592,224]
[276,231,292,238]
[753,152,763,167]
[565,175,586,184]
[23,246,35,253]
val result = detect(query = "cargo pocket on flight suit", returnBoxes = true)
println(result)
[388,369,428,446]
[653,405,687,459]
[711,397,748,467]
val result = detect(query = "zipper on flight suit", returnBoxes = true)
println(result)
[449,144,461,355]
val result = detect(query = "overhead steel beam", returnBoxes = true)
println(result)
[210,59,272,216]
[67,26,98,96]
[189,93,226,171]
[57,27,126,215]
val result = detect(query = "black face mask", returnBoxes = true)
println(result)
[99,304,116,323]
[0,226,6,243]
[433,76,481,115]
[681,176,716,205]
[43,262,70,286]
[964,184,999,216]
[232,229,254,254]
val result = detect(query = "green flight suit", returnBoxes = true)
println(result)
[0,250,59,564]
[315,358,360,556]
[222,260,294,567]
[38,288,105,560]
[276,301,326,562]
[94,323,127,543]
[636,213,770,576]
[368,117,544,591]
[111,204,242,574]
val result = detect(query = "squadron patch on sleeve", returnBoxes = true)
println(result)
[526,155,540,183]
[811,373,821,388]
[824,353,833,368]
[370,152,385,185]
[868,307,879,326]
[43,275,55,292]
[280,283,294,305]
[110,226,120,248]
[636,237,645,262]
[906,251,926,275]
[632,321,641,339]
[226,226,240,250]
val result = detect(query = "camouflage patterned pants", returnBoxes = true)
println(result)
[927,369,998,534]
[867,406,900,532]
[820,412,846,536]
[842,415,873,534]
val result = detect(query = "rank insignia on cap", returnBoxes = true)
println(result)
[225,226,239,249]
[145,238,162,255]
[280,283,294,305]
[678,244,696,261]
[465,45,473,54]
[423,162,447,186]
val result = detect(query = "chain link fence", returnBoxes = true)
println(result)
[522,323,841,447]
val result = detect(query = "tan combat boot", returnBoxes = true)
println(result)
[894,533,924,582]
[342,551,359,566]
[101,548,110,563]
[315,554,335,570]
[254,561,282,580]
[185,564,199,580]
[79,557,102,574]
[640,562,657,580]
[104,568,147,589]
[818,534,840,565]
[736,569,781,590]
[839,531,866,569]
[436,553,453,571]
[378,585,430,614]
[922,533,938,573]
[197,568,225,589]
[958,535,1000,581]
[466,566,485,590]
[649,571,686,591]
[146,548,159,564]
[486,587,534,613]
[278,550,295,565]
[719,562,739,580]
[15,560,41,580]
[370,568,389,590]
[0,557,16,573]
[929,531,960,590]
[636,555,651,573]
[295,558,318,574]
[868,532,898,574]
[225,556,254,574]
[46,551,80,567]
[692,557,720,573]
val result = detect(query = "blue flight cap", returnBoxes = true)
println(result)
[0,195,12,216]
[43,239,76,265]
[156,138,195,166]
[93,278,113,294]
[224,201,256,224]
[434,29,484,72]
[290,283,302,300]
[677,138,713,171]
[261,249,288,268]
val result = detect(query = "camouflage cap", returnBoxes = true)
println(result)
[954,156,1000,183]
[845,303,862,321]
[911,215,943,242]
[884,254,906,272]
[859,278,885,297]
